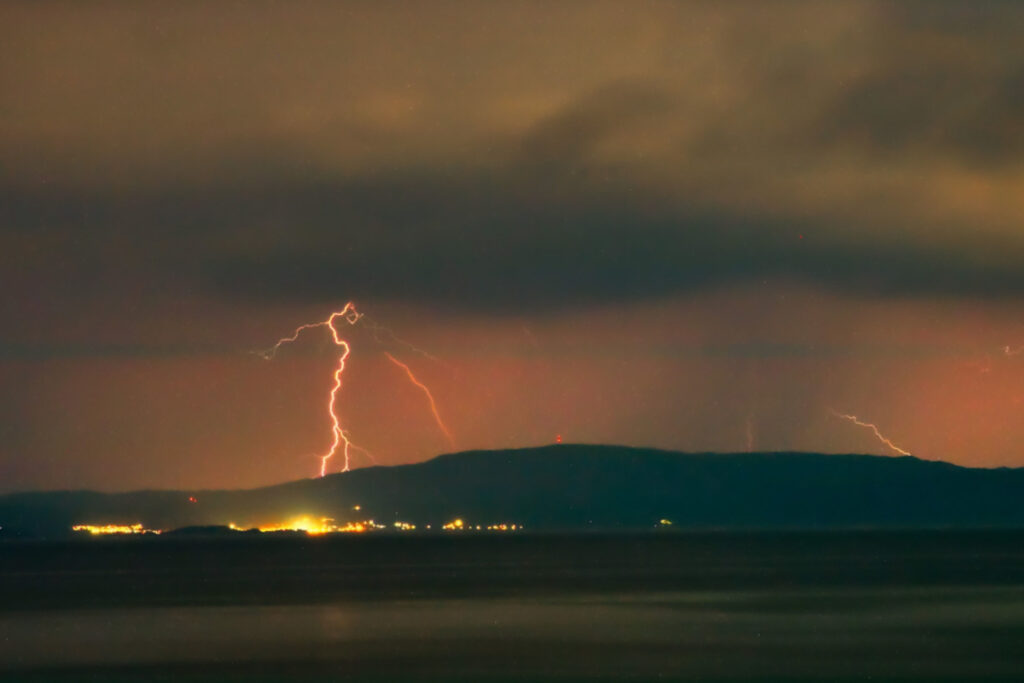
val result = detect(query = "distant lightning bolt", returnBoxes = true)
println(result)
[383,351,455,449]
[259,303,364,477]
[521,325,540,349]
[830,410,912,456]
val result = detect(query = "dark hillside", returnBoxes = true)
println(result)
[2,445,1023,537]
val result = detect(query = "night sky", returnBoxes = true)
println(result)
[2,1,1024,492]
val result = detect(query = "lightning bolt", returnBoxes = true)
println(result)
[362,317,442,364]
[830,410,912,456]
[346,440,377,465]
[383,351,455,449]
[259,304,362,360]
[259,303,453,477]
[259,303,365,476]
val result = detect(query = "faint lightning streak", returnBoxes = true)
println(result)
[521,325,540,349]
[345,435,377,465]
[383,351,456,449]
[255,321,325,360]
[830,410,912,456]
[362,317,442,363]
[259,303,364,477]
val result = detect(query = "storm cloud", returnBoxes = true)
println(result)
[2,0,1024,314]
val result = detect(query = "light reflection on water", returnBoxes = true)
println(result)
[4,587,1024,680]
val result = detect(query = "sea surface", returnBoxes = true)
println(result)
[2,531,1024,682]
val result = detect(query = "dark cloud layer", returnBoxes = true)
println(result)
[2,1,1024,317]
[4,171,1024,314]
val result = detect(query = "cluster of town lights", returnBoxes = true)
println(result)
[71,523,161,535]
[442,518,520,532]
[63,520,704,534]
[72,517,521,536]
[250,517,386,534]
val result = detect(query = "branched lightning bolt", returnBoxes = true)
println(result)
[362,317,442,364]
[259,303,365,477]
[346,439,377,466]
[830,409,912,456]
[383,351,455,449]
[260,304,362,360]
[259,303,453,477]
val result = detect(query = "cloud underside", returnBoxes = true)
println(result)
[5,174,1023,312]
[1,1,1022,311]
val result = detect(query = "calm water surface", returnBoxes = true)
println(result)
[2,532,1023,681]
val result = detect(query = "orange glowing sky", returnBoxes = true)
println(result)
[1,1,1023,491]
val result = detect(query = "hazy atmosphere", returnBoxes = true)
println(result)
[3,0,1024,492]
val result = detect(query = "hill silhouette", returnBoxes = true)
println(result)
[2,445,1023,537]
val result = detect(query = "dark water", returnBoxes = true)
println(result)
[3,531,1024,681]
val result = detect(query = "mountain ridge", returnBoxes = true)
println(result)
[2,445,1023,537]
